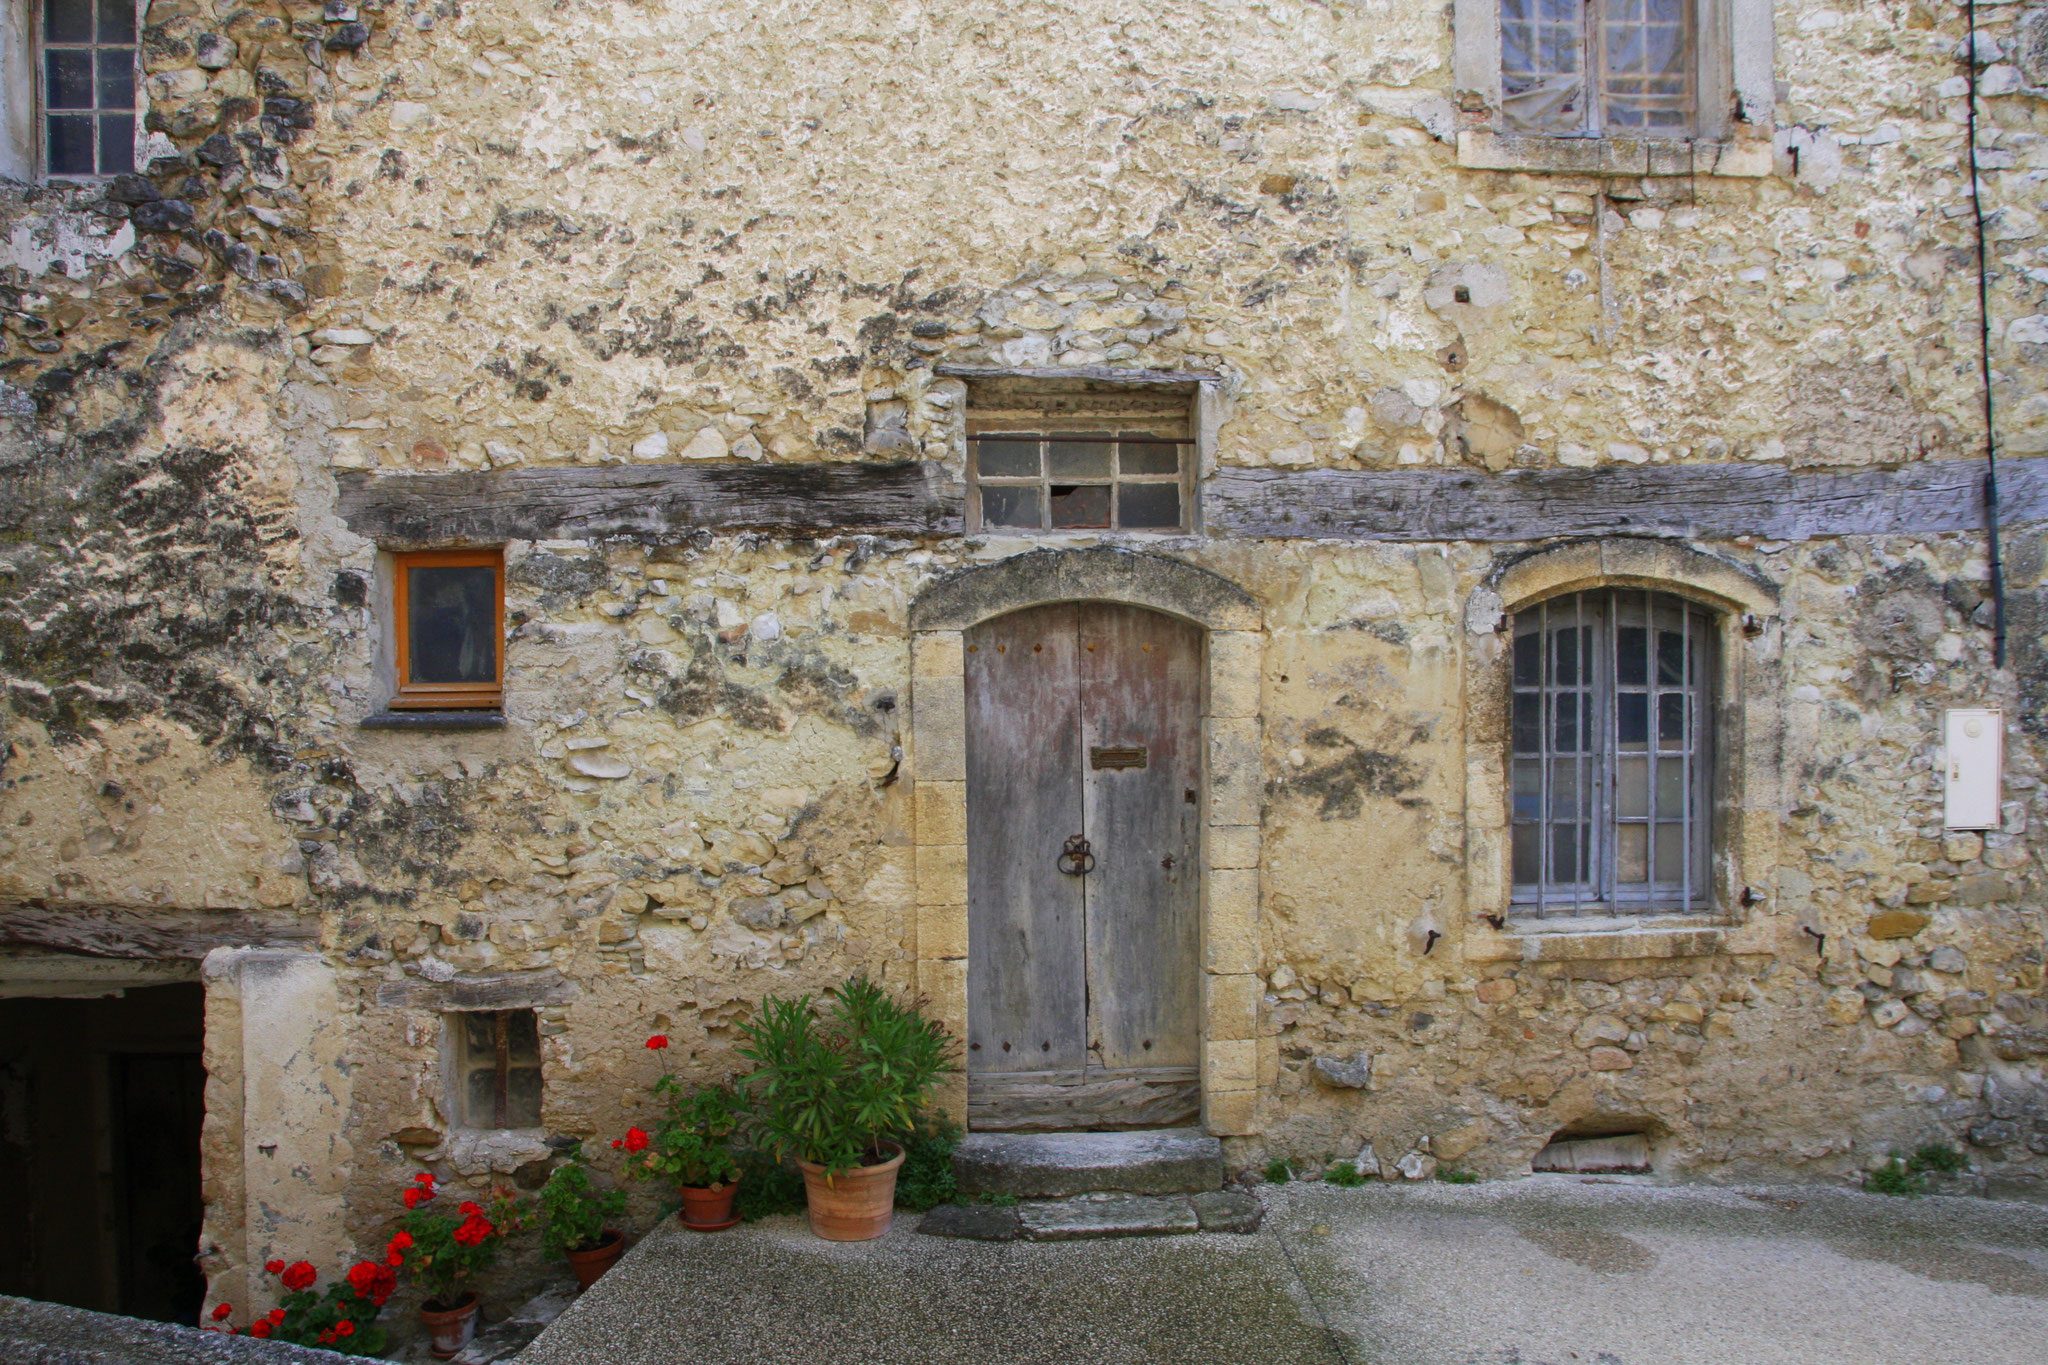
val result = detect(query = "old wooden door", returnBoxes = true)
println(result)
[964,602,1203,1131]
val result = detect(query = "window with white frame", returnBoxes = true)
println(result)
[1509,589,1715,916]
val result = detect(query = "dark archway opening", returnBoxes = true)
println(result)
[0,981,207,1325]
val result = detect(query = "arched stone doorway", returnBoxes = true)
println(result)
[907,549,1266,1137]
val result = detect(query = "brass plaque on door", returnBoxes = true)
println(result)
[1090,745,1147,770]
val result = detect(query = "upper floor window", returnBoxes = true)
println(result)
[966,378,1194,534]
[1502,0,1693,137]
[391,548,504,711]
[41,0,135,177]
[1510,589,1715,916]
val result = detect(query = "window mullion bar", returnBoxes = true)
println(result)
[1602,587,1616,906]
[1644,585,1656,897]
[1572,590,1584,919]
[1539,597,1552,913]
[1682,599,1694,913]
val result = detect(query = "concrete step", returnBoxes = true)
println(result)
[952,1128,1225,1199]
[917,1190,1263,1242]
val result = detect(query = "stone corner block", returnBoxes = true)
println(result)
[914,843,968,907]
[1203,1089,1259,1137]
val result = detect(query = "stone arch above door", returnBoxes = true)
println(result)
[907,549,1266,1138]
[910,547,1263,633]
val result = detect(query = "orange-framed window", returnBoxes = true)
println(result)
[391,548,505,710]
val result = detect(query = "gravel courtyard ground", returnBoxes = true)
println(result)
[519,1176,2048,1365]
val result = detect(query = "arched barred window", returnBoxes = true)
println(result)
[1510,588,1715,915]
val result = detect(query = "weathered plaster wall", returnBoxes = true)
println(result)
[0,0,2045,1336]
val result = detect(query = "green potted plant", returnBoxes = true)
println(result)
[396,1172,521,1358]
[619,1034,748,1230]
[535,1150,629,1290]
[738,974,955,1241]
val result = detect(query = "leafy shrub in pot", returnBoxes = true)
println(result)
[536,1150,628,1288]
[738,974,955,1240]
[619,1032,748,1229]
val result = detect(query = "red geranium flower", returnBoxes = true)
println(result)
[388,1230,413,1253]
[403,1187,424,1209]
[459,1200,483,1217]
[414,1171,435,1185]
[211,1303,232,1322]
[281,1261,317,1293]
[249,1321,272,1339]
[269,1309,286,1325]
[335,1321,354,1339]
[264,1259,285,1275]
[646,1034,669,1050]
[621,1126,649,1154]
[452,1213,494,1247]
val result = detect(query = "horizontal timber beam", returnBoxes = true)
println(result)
[335,460,963,545]
[1203,457,2048,542]
[0,904,318,960]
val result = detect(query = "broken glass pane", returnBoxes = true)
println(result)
[1048,483,1111,528]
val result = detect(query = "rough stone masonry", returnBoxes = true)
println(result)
[1,0,2047,1337]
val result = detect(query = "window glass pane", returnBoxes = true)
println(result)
[980,484,1040,529]
[506,1067,543,1127]
[1118,440,1180,475]
[44,0,92,44]
[46,50,94,109]
[1615,756,1648,819]
[1512,758,1541,820]
[1616,823,1649,883]
[1550,625,1582,686]
[1656,756,1686,811]
[1548,759,1582,818]
[96,0,133,43]
[461,1013,495,1054]
[1512,691,1540,752]
[1617,691,1648,750]
[1658,691,1686,747]
[1513,631,1540,687]
[1654,822,1686,884]
[407,565,498,685]
[1657,628,1686,684]
[1047,439,1112,478]
[976,439,1039,478]
[465,1068,498,1125]
[96,114,132,174]
[1616,625,1647,685]
[46,115,94,174]
[1048,483,1111,528]
[1550,691,1579,751]
[96,48,133,110]
[1549,823,1582,882]
[504,1009,540,1064]
[1116,483,1181,529]
[1512,823,1540,884]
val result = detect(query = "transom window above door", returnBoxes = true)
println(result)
[965,377,1194,534]
[1509,589,1716,916]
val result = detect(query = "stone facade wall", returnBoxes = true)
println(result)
[1,0,2046,1333]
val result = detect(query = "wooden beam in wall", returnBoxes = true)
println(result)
[334,461,964,545]
[0,904,318,960]
[1203,457,2048,542]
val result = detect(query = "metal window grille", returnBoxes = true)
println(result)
[1500,0,1696,137]
[454,1010,543,1129]
[969,432,1191,533]
[42,0,136,178]
[1509,589,1714,916]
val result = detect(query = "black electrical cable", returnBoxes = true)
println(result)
[1965,0,2008,668]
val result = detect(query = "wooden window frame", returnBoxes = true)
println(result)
[390,547,505,711]
[966,430,1196,535]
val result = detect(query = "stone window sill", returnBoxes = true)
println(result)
[1456,130,1771,179]
[1464,914,1740,963]
[360,710,506,731]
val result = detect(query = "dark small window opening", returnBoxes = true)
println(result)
[967,377,1196,534]
[391,547,505,710]
[452,1010,542,1129]
[1453,285,1472,304]
[42,0,136,178]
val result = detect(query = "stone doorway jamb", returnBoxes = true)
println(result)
[907,548,1265,1137]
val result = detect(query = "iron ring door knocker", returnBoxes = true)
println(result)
[1057,835,1096,875]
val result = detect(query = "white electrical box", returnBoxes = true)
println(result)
[1943,708,2004,831]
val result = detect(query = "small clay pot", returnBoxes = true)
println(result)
[677,1180,739,1230]
[796,1142,905,1242]
[564,1229,624,1291]
[419,1292,479,1359]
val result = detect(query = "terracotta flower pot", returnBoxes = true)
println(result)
[796,1142,905,1242]
[419,1293,479,1359]
[677,1179,740,1231]
[564,1229,625,1290]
